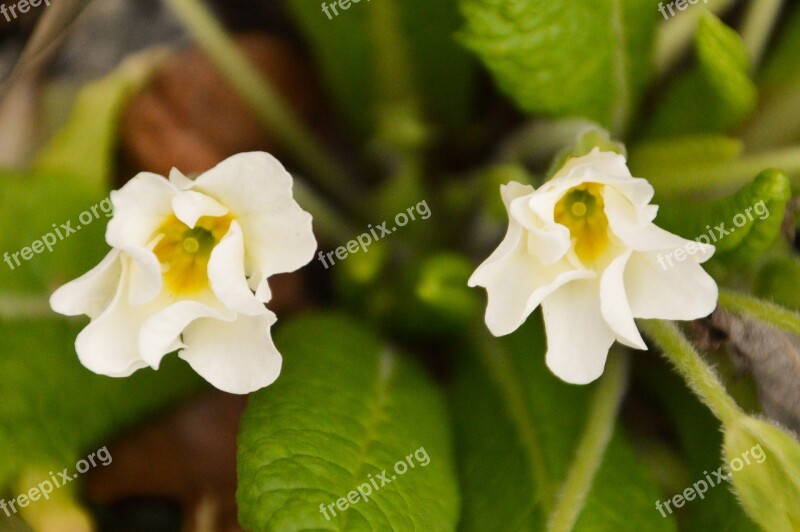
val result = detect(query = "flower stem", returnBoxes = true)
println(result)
[639,319,743,426]
[546,350,630,532]
[163,0,355,204]
[719,288,800,336]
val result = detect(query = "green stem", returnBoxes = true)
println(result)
[639,319,743,426]
[740,0,783,68]
[719,288,800,336]
[546,350,630,532]
[163,0,355,204]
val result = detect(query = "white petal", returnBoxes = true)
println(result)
[179,312,282,394]
[599,251,646,349]
[509,195,571,265]
[190,152,317,279]
[107,172,176,250]
[125,245,163,306]
[169,168,194,190]
[73,258,164,377]
[171,190,229,228]
[207,221,268,315]
[470,237,594,336]
[50,250,121,318]
[542,280,616,384]
[138,298,235,368]
[625,251,718,320]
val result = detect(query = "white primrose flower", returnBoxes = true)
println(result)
[50,152,316,394]
[469,149,718,384]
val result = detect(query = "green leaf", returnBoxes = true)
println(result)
[285,0,475,136]
[628,135,744,185]
[451,315,675,531]
[0,170,109,295]
[0,317,204,488]
[655,168,791,264]
[31,50,166,186]
[644,14,756,137]
[458,0,657,132]
[237,313,459,530]
[756,258,800,311]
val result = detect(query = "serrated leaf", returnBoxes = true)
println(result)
[458,0,657,132]
[0,317,204,488]
[237,313,459,531]
[655,169,791,264]
[452,315,675,531]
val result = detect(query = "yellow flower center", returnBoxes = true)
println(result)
[153,214,233,294]
[553,183,609,263]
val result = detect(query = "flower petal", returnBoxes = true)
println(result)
[625,250,718,320]
[50,250,121,318]
[599,251,646,349]
[542,280,616,384]
[179,312,281,394]
[169,168,194,190]
[207,221,269,315]
[190,152,317,283]
[73,257,164,377]
[107,172,176,249]
[138,298,235,369]
[470,239,594,336]
[171,190,229,228]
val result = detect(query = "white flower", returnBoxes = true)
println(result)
[469,149,718,384]
[50,152,316,394]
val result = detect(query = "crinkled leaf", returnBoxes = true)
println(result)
[237,313,459,531]
[452,314,675,531]
[458,0,657,132]
[0,317,204,489]
[655,169,791,264]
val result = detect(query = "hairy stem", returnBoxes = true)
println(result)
[639,319,743,426]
